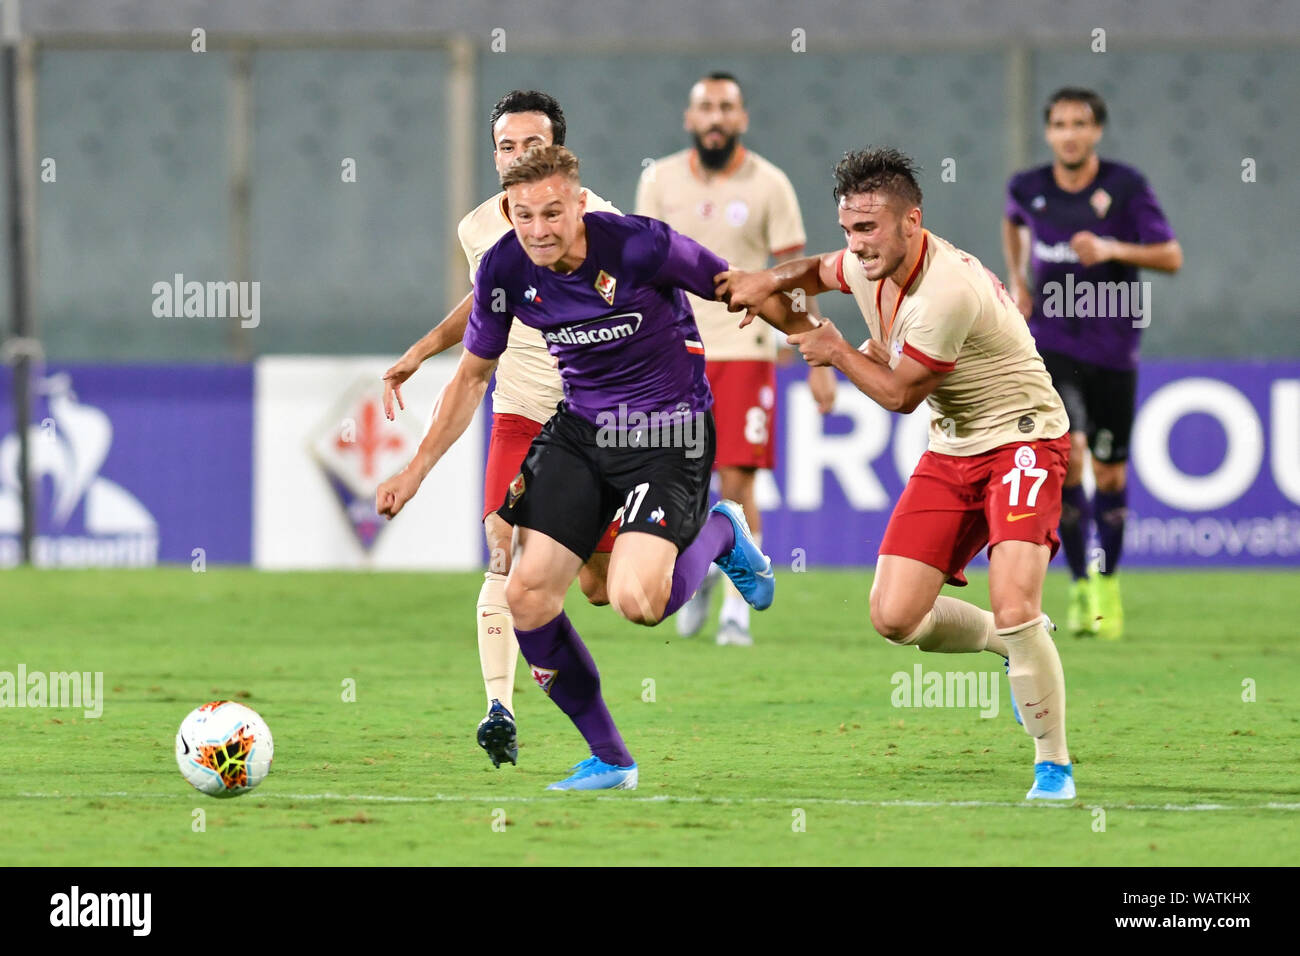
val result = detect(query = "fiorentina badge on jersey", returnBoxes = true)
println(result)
[595,270,617,305]
[1090,188,1112,219]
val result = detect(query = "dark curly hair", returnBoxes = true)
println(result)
[832,147,923,210]
[1044,87,1108,126]
[488,90,567,148]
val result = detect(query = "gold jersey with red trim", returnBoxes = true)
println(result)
[457,188,622,425]
[635,147,806,361]
[835,229,1068,456]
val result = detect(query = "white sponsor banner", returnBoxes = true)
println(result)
[254,356,482,570]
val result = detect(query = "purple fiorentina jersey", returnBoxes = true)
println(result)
[464,212,723,425]
[1006,159,1175,371]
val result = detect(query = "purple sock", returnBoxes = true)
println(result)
[513,612,633,767]
[1094,487,1128,575]
[1058,484,1091,580]
[663,511,736,618]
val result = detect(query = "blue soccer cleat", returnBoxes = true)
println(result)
[476,699,518,768]
[546,755,638,791]
[710,500,774,611]
[1005,658,1022,726]
[1026,761,1076,800]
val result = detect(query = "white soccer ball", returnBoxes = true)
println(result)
[175,701,274,798]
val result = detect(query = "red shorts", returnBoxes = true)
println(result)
[483,413,542,522]
[879,434,1071,586]
[706,359,776,470]
[483,412,617,553]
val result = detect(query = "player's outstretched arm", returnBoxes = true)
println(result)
[789,325,946,415]
[723,245,836,415]
[382,291,475,420]
[740,290,821,337]
[714,250,838,316]
[376,349,496,519]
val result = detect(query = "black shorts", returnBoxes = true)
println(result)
[1040,350,1137,463]
[498,405,717,562]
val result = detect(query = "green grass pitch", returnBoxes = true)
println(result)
[1,567,1296,866]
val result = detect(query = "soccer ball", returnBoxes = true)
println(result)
[175,701,274,798]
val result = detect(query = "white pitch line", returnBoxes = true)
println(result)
[11,791,1300,812]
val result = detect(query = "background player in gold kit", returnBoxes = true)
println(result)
[636,72,835,645]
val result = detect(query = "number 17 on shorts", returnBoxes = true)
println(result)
[988,436,1070,550]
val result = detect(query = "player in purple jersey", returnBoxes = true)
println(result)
[1003,87,1182,640]
[375,145,785,790]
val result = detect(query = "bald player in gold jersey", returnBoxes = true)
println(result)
[380,91,619,770]
[636,71,836,646]
[718,147,1077,800]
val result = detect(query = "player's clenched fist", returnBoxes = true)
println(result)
[788,319,845,368]
[1068,230,1115,267]
[376,468,422,519]
[714,268,777,314]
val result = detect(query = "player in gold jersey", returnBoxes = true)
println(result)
[636,72,835,646]
[380,91,619,769]
[718,148,1077,799]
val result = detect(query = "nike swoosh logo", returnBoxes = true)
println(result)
[1006,512,1038,522]
[1026,694,1052,708]
[180,738,190,755]
[757,562,774,579]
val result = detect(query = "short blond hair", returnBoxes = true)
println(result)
[500,144,581,190]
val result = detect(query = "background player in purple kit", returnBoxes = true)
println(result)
[1003,87,1183,640]
[376,145,786,790]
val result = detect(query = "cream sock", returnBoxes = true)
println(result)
[999,615,1070,765]
[720,584,750,629]
[894,596,1004,656]
[477,571,517,712]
